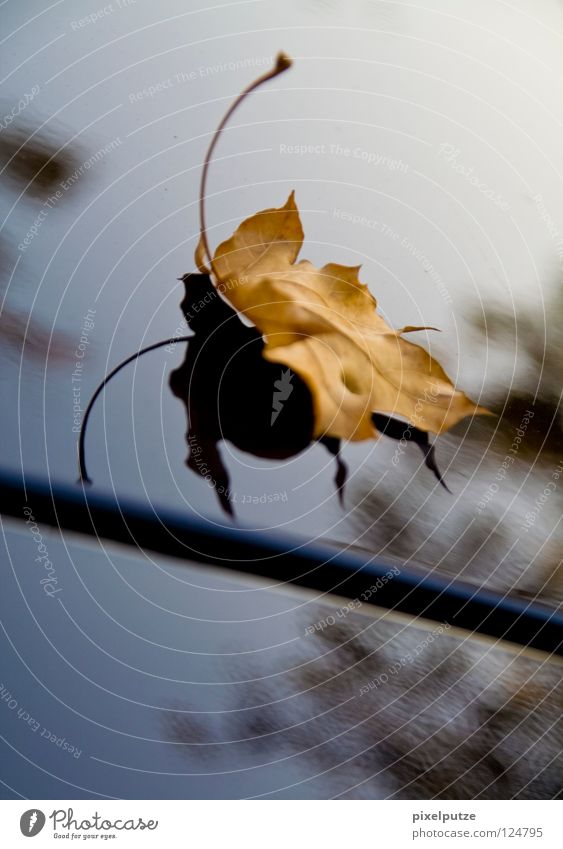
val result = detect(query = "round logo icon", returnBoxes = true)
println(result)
[19,810,46,837]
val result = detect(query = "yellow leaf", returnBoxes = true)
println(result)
[208,193,488,441]
[213,191,303,288]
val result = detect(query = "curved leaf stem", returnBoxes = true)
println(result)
[77,336,192,485]
[198,51,292,276]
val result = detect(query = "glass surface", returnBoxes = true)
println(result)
[2,523,561,799]
[1,0,561,799]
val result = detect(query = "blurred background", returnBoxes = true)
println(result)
[1,0,561,799]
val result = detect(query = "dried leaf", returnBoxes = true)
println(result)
[199,192,488,441]
[170,274,316,515]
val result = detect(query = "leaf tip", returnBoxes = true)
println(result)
[476,404,495,418]
[284,189,298,213]
[399,325,442,334]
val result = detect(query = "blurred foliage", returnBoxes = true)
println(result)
[470,285,563,449]
[0,121,80,199]
[341,288,563,608]
[0,121,80,361]
[163,606,562,799]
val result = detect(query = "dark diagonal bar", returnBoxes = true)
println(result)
[1,470,561,656]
